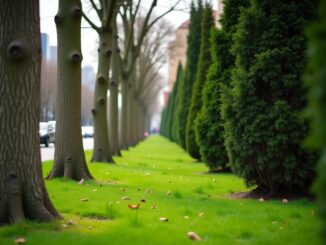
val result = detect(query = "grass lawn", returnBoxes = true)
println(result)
[0,136,322,244]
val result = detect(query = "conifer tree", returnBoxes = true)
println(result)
[171,64,184,143]
[222,0,318,195]
[195,0,249,171]
[186,4,215,160]
[177,0,203,149]
[305,0,326,238]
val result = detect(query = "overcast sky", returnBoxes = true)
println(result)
[40,0,218,70]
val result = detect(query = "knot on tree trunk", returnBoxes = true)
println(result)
[97,97,106,105]
[97,75,106,84]
[7,41,27,61]
[54,14,63,25]
[72,7,82,18]
[69,51,82,63]
[105,49,112,57]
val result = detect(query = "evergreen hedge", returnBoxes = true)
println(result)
[305,0,326,238]
[177,0,203,149]
[195,0,249,171]
[221,0,318,194]
[186,4,215,160]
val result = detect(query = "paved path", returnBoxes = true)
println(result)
[41,138,94,161]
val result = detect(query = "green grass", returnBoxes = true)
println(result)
[0,136,322,244]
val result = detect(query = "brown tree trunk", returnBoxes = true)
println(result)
[0,0,60,224]
[109,19,121,156]
[120,79,129,150]
[47,0,93,180]
[91,30,115,163]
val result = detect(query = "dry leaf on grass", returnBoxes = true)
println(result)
[187,231,202,241]
[282,199,289,204]
[78,178,85,185]
[15,237,26,244]
[121,196,130,200]
[159,217,169,222]
[128,203,140,209]
[199,212,205,218]
[80,198,89,202]
[258,198,265,202]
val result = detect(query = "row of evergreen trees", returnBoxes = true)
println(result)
[305,0,326,238]
[161,0,323,198]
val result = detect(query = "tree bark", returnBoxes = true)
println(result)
[91,30,115,163]
[120,79,129,150]
[47,0,93,180]
[0,0,60,224]
[109,19,121,156]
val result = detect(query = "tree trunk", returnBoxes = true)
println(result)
[0,0,60,224]
[109,20,121,156]
[47,0,93,180]
[91,30,114,163]
[120,79,129,150]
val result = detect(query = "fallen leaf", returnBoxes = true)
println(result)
[92,189,97,192]
[199,212,205,218]
[151,204,157,209]
[121,196,130,200]
[159,217,169,222]
[187,231,202,241]
[68,220,76,225]
[15,237,26,244]
[78,178,85,185]
[62,224,68,228]
[282,199,289,204]
[80,198,89,202]
[258,198,265,202]
[128,203,140,209]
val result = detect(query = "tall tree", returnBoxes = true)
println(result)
[118,0,180,149]
[0,0,60,223]
[171,64,183,142]
[195,0,249,171]
[222,0,318,195]
[305,0,326,239]
[47,0,93,180]
[186,4,214,160]
[177,0,203,149]
[82,0,117,162]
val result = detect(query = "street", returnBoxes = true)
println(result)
[41,138,94,161]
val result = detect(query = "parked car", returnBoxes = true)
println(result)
[82,126,94,138]
[40,122,55,147]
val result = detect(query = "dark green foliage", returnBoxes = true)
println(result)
[186,4,215,160]
[171,64,184,143]
[160,64,183,141]
[195,0,249,171]
[221,0,318,194]
[305,0,326,239]
[177,0,203,149]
